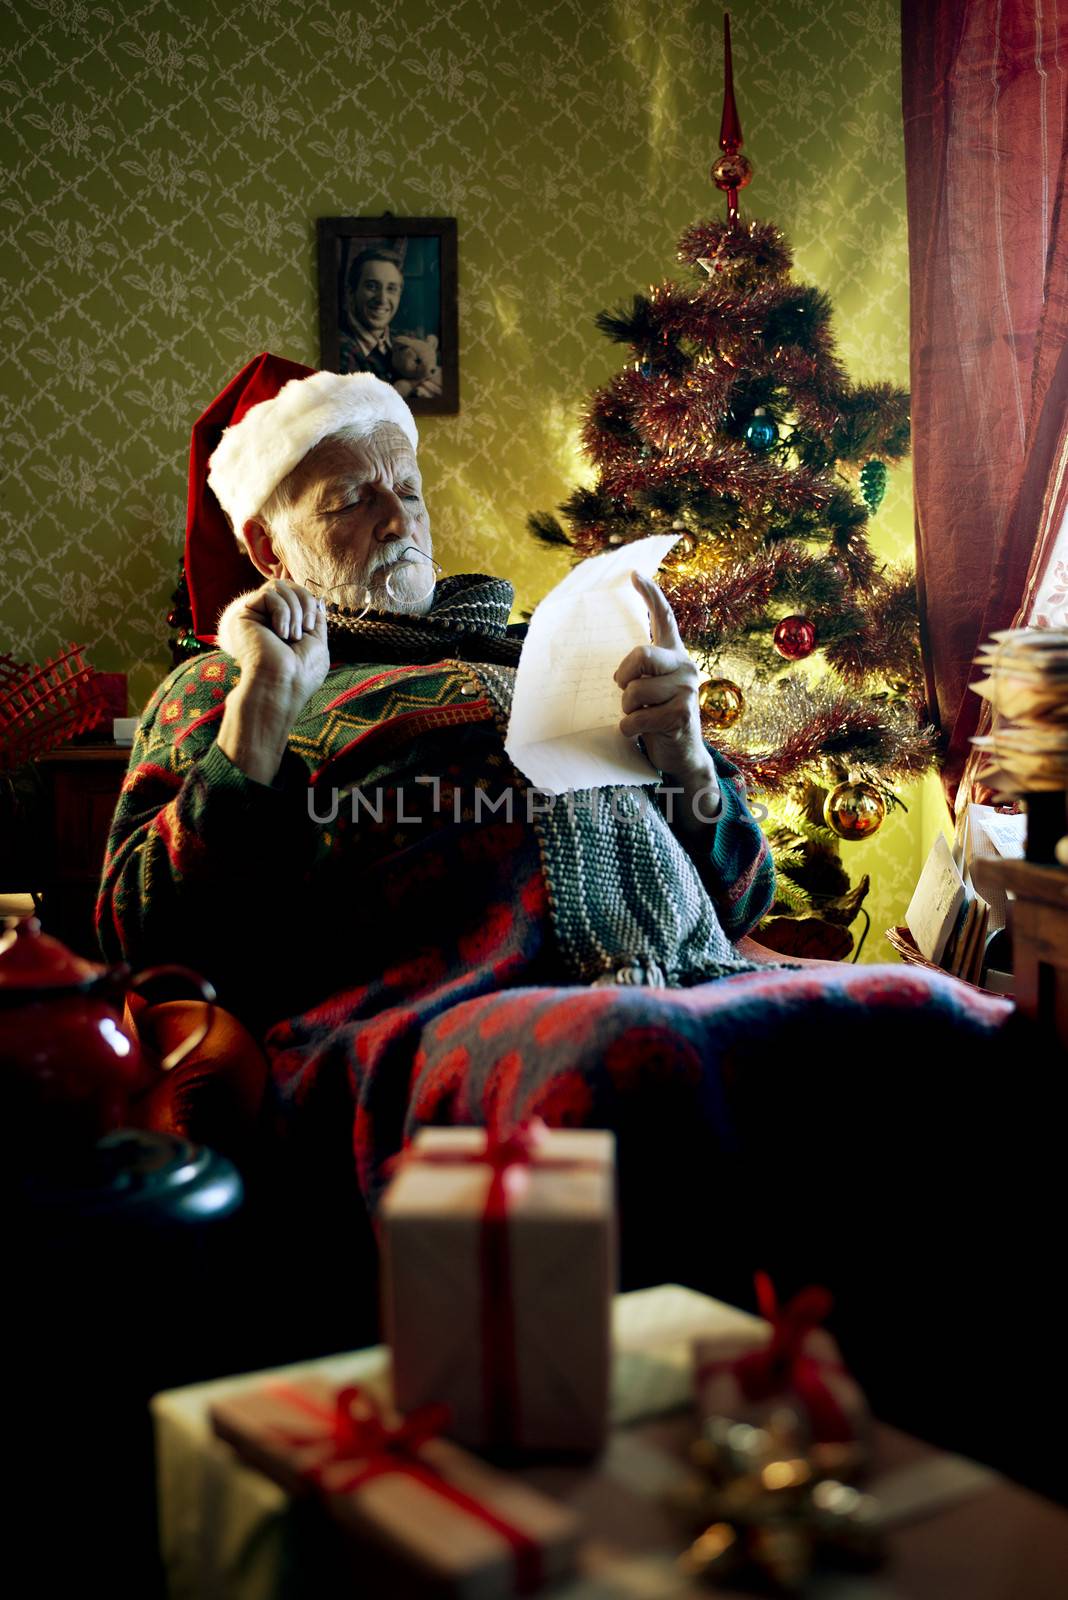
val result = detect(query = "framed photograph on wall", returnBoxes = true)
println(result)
[318,215,458,415]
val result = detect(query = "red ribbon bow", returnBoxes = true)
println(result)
[266,1381,543,1592]
[282,1384,451,1486]
[705,1272,855,1444]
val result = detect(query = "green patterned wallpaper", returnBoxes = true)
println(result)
[1,0,929,955]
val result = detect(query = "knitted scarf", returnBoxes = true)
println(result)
[326,572,523,665]
[327,573,767,987]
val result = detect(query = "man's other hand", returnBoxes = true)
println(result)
[215,580,330,786]
[615,571,717,788]
[217,579,330,704]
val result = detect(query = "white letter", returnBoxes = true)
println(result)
[606,786,636,823]
[526,788,555,822]
[474,786,513,822]
[352,786,385,823]
[691,785,722,823]
[658,784,683,822]
[397,786,420,824]
[307,786,339,824]
[415,774,441,811]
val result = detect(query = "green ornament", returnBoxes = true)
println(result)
[744,409,778,452]
[859,458,888,514]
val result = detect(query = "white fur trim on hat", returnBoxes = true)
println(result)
[207,370,420,539]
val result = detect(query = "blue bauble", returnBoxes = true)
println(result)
[744,412,778,451]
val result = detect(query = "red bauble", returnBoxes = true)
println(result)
[773,615,817,660]
[711,151,753,193]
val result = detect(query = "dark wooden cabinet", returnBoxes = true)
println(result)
[984,857,1068,1049]
[34,745,130,956]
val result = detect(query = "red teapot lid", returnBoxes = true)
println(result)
[0,917,107,991]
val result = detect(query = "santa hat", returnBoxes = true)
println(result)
[184,353,419,641]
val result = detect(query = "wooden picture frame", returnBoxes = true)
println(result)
[317,215,459,416]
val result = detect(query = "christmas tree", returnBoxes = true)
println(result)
[529,16,934,960]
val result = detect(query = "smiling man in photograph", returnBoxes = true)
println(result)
[340,246,406,383]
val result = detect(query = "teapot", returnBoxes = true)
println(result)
[0,916,216,1174]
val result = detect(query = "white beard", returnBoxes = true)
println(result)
[215,545,434,653]
[311,543,435,616]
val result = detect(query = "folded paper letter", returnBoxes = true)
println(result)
[505,534,681,794]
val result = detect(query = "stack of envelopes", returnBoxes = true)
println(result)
[970,628,1068,793]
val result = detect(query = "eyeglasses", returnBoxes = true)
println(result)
[304,546,442,619]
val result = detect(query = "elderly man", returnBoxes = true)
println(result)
[99,354,1010,1233]
[99,351,785,1065]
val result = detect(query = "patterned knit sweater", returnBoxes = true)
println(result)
[96,650,776,1032]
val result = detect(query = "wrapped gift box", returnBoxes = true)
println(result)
[693,1300,869,1446]
[210,1376,579,1598]
[380,1126,616,1455]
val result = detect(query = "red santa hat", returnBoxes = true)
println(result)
[184,353,419,641]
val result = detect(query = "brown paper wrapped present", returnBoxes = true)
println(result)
[210,1377,580,1598]
[380,1123,616,1456]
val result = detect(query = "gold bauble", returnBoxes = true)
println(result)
[672,532,696,558]
[699,678,745,729]
[823,780,886,841]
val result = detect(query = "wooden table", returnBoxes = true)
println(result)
[983,857,1068,1049]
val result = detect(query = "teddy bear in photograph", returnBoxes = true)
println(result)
[390,332,441,398]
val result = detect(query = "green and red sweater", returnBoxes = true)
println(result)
[97,652,775,1031]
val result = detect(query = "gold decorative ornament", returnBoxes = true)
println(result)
[699,678,745,729]
[823,780,886,840]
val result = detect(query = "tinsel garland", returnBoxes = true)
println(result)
[714,677,936,793]
[595,446,839,515]
[589,286,910,469]
[676,218,794,279]
[821,568,924,689]
[666,548,865,652]
[648,280,832,357]
[630,368,735,453]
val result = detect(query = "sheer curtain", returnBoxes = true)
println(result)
[1029,501,1068,628]
[902,0,1068,811]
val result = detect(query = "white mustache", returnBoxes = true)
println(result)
[366,546,420,585]
[307,546,438,604]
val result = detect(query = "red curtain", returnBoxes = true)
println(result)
[902,0,1068,811]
